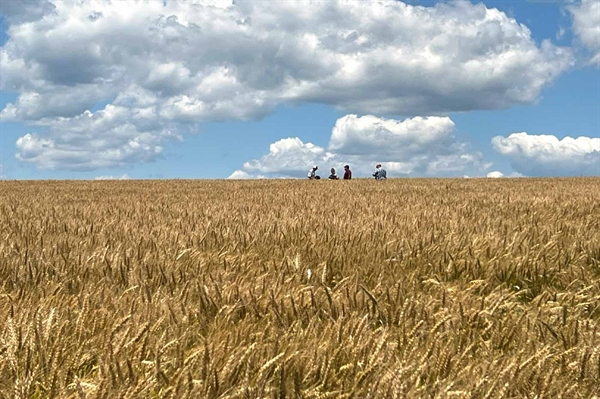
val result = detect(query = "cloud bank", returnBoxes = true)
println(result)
[492,133,600,176]
[94,174,131,180]
[229,115,491,178]
[486,171,504,178]
[0,0,574,170]
[14,103,183,170]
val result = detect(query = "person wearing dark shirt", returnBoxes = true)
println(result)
[373,164,387,180]
[328,167,339,180]
[343,165,352,180]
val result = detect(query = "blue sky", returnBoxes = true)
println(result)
[0,0,598,180]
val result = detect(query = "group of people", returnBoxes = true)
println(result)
[308,164,387,180]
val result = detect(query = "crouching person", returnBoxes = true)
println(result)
[373,164,387,180]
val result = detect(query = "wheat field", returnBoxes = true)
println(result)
[0,178,599,398]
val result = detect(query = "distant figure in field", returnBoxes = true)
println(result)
[329,168,339,180]
[343,165,352,180]
[373,164,387,180]
[308,165,319,180]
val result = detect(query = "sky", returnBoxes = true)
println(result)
[0,0,598,180]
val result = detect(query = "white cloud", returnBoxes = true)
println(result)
[227,170,253,179]
[569,0,600,66]
[329,115,455,157]
[232,137,335,178]
[231,115,491,178]
[14,103,183,170]
[95,174,131,180]
[0,0,574,170]
[227,170,270,179]
[492,132,600,176]
[487,171,504,178]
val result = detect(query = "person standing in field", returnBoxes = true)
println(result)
[343,165,352,180]
[329,168,339,179]
[308,165,319,179]
[373,164,387,180]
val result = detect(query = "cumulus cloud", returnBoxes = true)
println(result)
[492,133,600,176]
[568,0,600,66]
[95,174,130,180]
[0,0,574,170]
[487,171,504,178]
[229,115,491,178]
[227,170,253,180]
[230,138,335,178]
[329,115,456,157]
[15,104,183,170]
[226,137,335,179]
[227,170,269,179]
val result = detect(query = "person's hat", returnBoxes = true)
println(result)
[313,165,318,169]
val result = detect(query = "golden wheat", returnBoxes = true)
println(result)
[0,178,599,398]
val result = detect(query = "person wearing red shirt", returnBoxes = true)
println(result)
[343,165,352,180]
